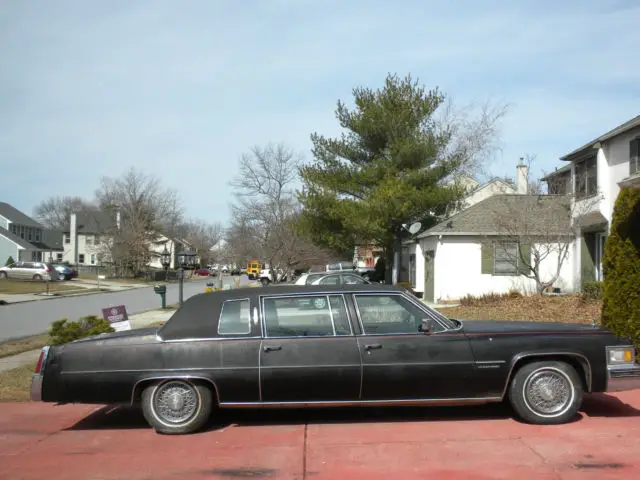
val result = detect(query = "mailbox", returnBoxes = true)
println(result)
[153,284,167,295]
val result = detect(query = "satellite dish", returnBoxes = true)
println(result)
[408,222,422,234]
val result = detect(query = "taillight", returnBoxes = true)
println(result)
[45,268,51,273]
[34,346,50,374]
[35,351,45,374]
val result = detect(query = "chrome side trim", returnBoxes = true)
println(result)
[160,336,263,343]
[218,396,503,409]
[62,366,259,374]
[130,375,221,406]
[500,352,593,399]
[476,360,507,365]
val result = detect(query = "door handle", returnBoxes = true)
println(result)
[364,344,382,351]
[263,345,282,352]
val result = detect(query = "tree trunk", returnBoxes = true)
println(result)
[384,245,394,285]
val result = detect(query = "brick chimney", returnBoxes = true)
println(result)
[516,157,529,194]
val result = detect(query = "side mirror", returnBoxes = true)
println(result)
[419,318,433,334]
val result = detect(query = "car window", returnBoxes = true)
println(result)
[218,299,251,335]
[305,274,324,284]
[354,294,445,335]
[22,262,34,269]
[318,275,340,285]
[342,274,365,284]
[263,295,352,337]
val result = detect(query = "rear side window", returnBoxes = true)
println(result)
[218,299,251,335]
[263,295,352,337]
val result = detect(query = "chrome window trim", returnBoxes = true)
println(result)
[499,351,593,399]
[259,293,352,339]
[161,336,262,343]
[217,297,252,336]
[352,292,452,336]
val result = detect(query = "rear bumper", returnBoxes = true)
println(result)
[30,374,43,401]
[606,365,640,392]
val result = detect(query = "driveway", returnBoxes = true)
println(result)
[0,275,251,342]
[1,391,639,479]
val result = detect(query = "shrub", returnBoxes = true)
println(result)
[49,315,115,345]
[581,281,602,301]
[601,187,640,350]
[5,256,15,266]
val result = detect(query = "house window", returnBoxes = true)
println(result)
[631,138,640,176]
[95,235,100,244]
[78,254,85,264]
[20,225,24,239]
[494,243,519,276]
[90,254,95,265]
[86,235,93,245]
[64,234,70,244]
[10,224,17,235]
[575,156,597,198]
[56,253,63,261]
[28,228,32,241]
[35,230,41,241]
[31,251,37,261]
[409,254,416,287]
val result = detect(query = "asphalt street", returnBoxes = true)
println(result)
[0,275,250,342]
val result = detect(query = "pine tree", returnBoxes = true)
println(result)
[601,187,640,349]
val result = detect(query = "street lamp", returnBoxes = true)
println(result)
[160,246,171,279]
[177,247,196,305]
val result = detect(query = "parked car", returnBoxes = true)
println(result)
[53,264,78,281]
[309,272,370,286]
[195,268,214,276]
[294,272,328,285]
[31,284,640,434]
[0,262,54,281]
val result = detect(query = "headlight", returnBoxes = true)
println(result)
[608,347,635,364]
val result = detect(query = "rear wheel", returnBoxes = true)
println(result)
[508,360,583,425]
[260,278,270,286]
[141,379,213,434]
[32,274,42,281]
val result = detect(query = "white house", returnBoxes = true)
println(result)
[541,114,640,289]
[148,234,193,270]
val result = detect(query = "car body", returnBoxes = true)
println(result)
[31,284,640,435]
[294,272,327,285]
[53,264,78,281]
[309,272,370,286]
[195,268,215,276]
[0,262,54,281]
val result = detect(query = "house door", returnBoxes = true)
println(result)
[596,233,607,281]
[424,250,435,303]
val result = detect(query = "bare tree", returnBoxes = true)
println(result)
[34,196,95,230]
[180,219,223,266]
[229,143,330,280]
[93,168,184,276]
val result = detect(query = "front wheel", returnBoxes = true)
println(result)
[0,272,7,280]
[141,379,213,434]
[260,278,270,286]
[508,360,583,425]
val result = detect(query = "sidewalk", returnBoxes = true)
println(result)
[0,308,176,373]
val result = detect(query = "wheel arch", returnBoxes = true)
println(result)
[131,376,221,406]
[501,352,592,400]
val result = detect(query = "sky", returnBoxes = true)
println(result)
[1,0,639,225]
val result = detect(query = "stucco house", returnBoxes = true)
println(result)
[541,114,640,288]
[406,193,574,303]
[0,202,63,264]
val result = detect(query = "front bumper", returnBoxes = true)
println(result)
[30,374,43,401]
[606,365,640,392]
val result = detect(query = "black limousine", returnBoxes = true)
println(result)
[31,284,640,434]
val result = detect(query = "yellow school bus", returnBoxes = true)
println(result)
[246,259,263,279]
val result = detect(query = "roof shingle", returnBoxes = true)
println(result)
[0,202,42,228]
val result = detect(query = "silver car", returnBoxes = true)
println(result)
[0,262,54,281]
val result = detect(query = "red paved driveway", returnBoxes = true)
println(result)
[1,391,639,479]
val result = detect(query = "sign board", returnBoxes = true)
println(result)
[101,305,131,332]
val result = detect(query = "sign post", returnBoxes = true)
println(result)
[101,305,131,332]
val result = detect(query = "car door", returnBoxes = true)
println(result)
[259,293,361,403]
[14,262,30,279]
[352,292,477,401]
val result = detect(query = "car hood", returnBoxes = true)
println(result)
[458,319,609,335]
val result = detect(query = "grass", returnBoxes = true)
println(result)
[0,280,78,295]
[0,334,50,359]
[0,362,36,402]
[434,294,602,324]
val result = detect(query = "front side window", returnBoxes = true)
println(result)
[218,299,251,335]
[305,273,325,284]
[263,295,351,337]
[318,274,340,285]
[355,294,445,335]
